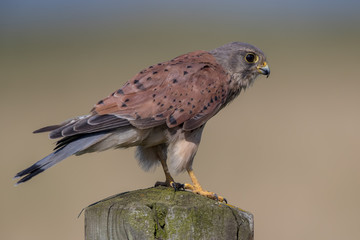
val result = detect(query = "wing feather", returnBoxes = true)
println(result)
[33,114,131,139]
[34,50,230,142]
[93,50,230,131]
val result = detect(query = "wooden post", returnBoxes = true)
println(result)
[85,186,254,240]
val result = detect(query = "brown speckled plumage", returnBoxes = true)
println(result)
[94,51,230,131]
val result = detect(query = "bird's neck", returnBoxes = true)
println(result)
[222,74,244,106]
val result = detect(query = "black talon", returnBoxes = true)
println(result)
[171,182,185,191]
[223,198,228,204]
[213,193,219,201]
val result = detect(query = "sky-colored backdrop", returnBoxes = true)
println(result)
[1,1,360,240]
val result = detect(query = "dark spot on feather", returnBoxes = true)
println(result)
[215,96,218,101]
[161,104,164,107]
[210,98,213,103]
[172,79,178,83]
[168,105,174,109]
[178,100,182,103]
[153,94,156,98]
[183,71,188,75]
[156,113,164,118]
[192,105,195,109]
[191,98,194,101]
[97,100,104,105]
[157,102,161,105]
[125,98,130,102]
[164,96,167,98]
[117,89,124,94]
[189,110,193,114]
[173,99,176,102]
[203,106,208,110]
[136,83,144,90]
[187,102,191,105]
[147,77,152,81]
[200,65,210,70]
[134,79,139,84]
[121,103,127,107]
[158,63,162,66]
[207,103,211,106]
[153,71,158,74]
[140,71,144,74]
[111,92,116,96]
[149,66,154,68]
[164,69,169,72]
[180,109,184,112]
[186,65,192,68]
[169,115,177,125]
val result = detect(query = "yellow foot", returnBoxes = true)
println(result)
[184,183,227,203]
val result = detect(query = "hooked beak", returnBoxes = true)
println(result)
[257,62,270,78]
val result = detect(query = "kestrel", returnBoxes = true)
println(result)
[14,42,270,202]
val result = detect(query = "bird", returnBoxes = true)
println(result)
[14,42,270,202]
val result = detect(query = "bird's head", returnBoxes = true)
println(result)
[210,42,270,88]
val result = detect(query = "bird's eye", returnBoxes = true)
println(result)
[245,53,259,63]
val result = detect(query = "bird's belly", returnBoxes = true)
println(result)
[141,126,168,148]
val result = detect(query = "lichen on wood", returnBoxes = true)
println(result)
[85,186,253,240]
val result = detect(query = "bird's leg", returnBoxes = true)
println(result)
[156,155,174,186]
[154,146,184,190]
[184,168,226,203]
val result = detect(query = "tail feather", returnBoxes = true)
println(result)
[14,132,109,185]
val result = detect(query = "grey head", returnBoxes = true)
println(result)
[209,42,270,88]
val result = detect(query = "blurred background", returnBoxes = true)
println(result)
[1,0,360,239]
